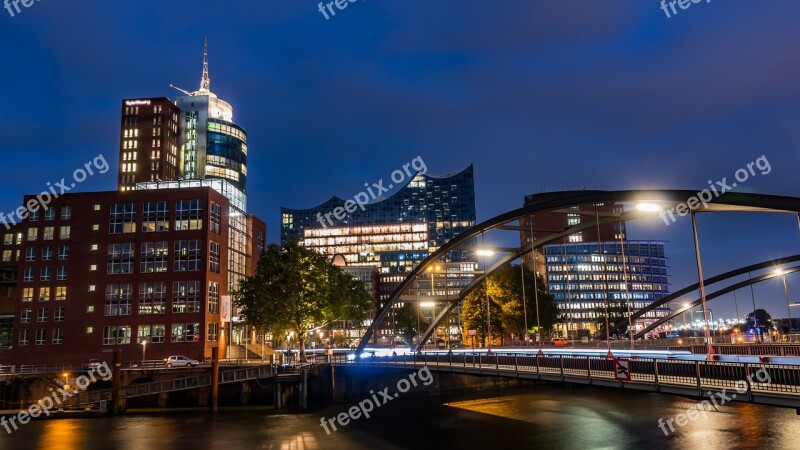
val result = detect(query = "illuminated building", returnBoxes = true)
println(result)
[0,186,266,365]
[118,98,181,191]
[0,39,267,365]
[281,164,476,274]
[173,39,248,195]
[281,165,477,346]
[544,241,671,337]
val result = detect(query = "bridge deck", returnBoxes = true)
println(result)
[337,353,800,408]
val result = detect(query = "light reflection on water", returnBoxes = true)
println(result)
[2,386,799,449]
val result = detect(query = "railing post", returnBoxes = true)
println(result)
[587,357,592,381]
[515,354,519,375]
[743,363,753,401]
[695,362,702,396]
[653,359,659,389]
[560,355,564,378]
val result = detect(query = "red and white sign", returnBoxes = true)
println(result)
[468,329,477,336]
[614,358,631,381]
[220,295,232,322]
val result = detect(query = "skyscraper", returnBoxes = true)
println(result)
[173,38,248,197]
[118,98,181,191]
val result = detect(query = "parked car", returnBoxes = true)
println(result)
[551,338,569,346]
[165,355,199,368]
[83,359,103,370]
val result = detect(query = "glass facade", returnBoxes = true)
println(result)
[280,165,477,274]
[206,118,247,192]
[544,240,671,335]
[136,179,249,292]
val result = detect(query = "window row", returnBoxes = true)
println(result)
[23,245,69,262]
[4,226,71,244]
[24,206,72,222]
[102,323,206,345]
[21,286,68,301]
[20,307,65,323]
[18,328,62,345]
[22,267,68,282]
[110,200,214,234]
[107,240,207,274]
[104,281,220,315]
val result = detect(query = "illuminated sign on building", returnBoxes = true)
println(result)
[125,99,152,106]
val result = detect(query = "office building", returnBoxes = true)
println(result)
[281,164,478,345]
[544,240,671,336]
[0,187,265,365]
[118,98,181,191]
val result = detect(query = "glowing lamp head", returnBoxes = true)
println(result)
[636,203,661,213]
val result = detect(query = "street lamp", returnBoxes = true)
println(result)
[774,268,792,332]
[477,242,494,353]
[62,372,70,391]
[141,340,147,363]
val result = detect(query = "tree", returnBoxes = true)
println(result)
[495,265,560,340]
[461,283,503,347]
[234,241,373,361]
[744,309,773,335]
[392,303,430,346]
[460,264,559,346]
[594,300,630,338]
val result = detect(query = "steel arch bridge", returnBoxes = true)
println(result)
[356,190,800,354]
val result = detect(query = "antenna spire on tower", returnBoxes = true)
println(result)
[200,37,210,92]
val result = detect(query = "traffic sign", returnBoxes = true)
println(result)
[614,358,631,381]
[468,329,477,336]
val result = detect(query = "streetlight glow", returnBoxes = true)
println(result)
[636,202,661,212]
[476,249,494,256]
[420,302,435,308]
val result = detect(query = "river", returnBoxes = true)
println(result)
[1,385,797,449]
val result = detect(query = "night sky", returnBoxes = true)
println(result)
[2,1,800,321]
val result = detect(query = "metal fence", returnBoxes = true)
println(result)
[341,353,800,397]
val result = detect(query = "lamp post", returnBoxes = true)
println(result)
[141,340,147,363]
[528,216,542,349]
[477,240,494,353]
[689,211,715,360]
[695,308,714,336]
[775,269,792,333]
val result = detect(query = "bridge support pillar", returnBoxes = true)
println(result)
[111,349,122,415]
[198,386,210,407]
[274,382,281,409]
[240,382,251,406]
[158,392,168,408]
[211,347,219,412]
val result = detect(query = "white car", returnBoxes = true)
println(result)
[165,355,199,368]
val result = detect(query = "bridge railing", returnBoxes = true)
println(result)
[347,352,800,398]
